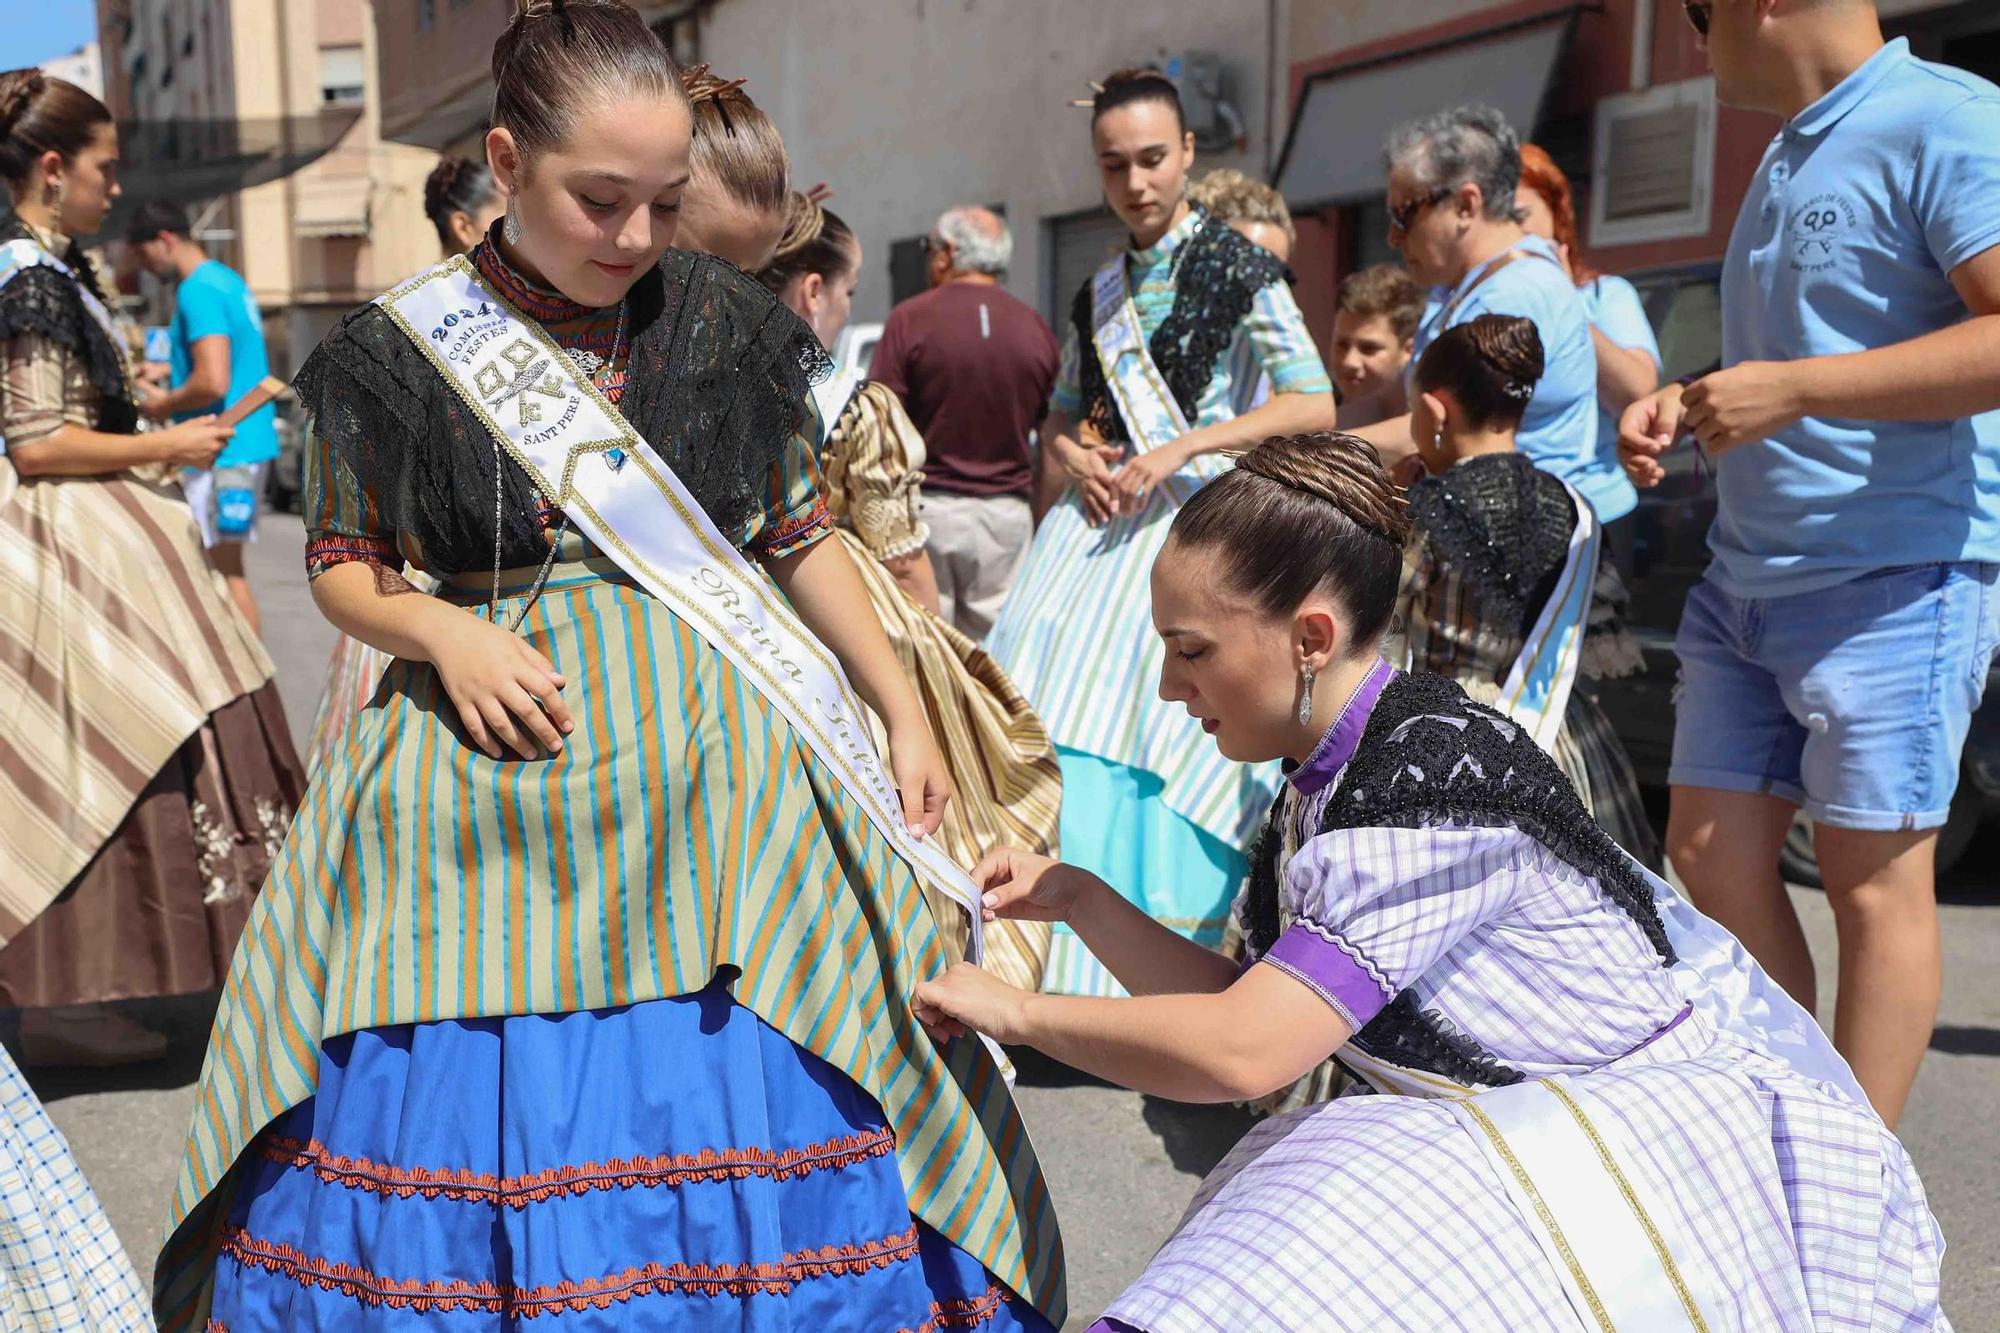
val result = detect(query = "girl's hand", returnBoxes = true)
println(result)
[913,962,1032,1045]
[1052,431,1122,527]
[888,717,952,836]
[1109,438,1189,511]
[970,847,1095,925]
[424,611,574,760]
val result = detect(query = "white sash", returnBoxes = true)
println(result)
[377,257,990,967]
[0,239,131,455]
[1444,1076,1724,1332]
[1495,481,1599,749]
[1087,255,1202,503]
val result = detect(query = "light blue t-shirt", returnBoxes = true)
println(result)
[171,258,277,468]
[1580,275,1658,524]
[1412,234,1623,514]
[1713,38,2000,598]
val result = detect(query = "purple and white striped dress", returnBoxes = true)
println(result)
[1096,669,1950,1332]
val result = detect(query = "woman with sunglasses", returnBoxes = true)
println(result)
[984,67,1333,998]
[1357,105,1623,520]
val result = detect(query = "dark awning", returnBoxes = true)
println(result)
[1274,6,1582,210]
[99,109,362,234]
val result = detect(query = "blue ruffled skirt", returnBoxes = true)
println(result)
[1041,748,1249,997]
[207,982,1047,1331]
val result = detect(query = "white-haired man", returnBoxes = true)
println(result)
[871,206,1059,639]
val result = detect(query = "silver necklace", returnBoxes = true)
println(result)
[489,296,629,629]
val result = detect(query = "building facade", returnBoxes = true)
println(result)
[94,0,438,371]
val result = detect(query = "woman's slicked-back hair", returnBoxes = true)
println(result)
[1414,313,1545,433]
[1171,432,1411,650]
[1090,66,1184,132]
[683,63,788,216]
[423,154,501,250]
[0,69,113,194]
[756,190,856,295]
[491,1,688,165]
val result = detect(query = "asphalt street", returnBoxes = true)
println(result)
[25,512,2000,1329]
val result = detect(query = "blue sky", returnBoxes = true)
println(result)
[19,1,98,69]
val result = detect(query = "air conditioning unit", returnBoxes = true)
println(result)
[1589,76,1718,248]
[1163,52,1246,155]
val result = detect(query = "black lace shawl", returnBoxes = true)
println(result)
[291,248,831,576]
[0,219,138,435]
[1408,452,1638,662]
[1068,209,1289,444]
[1244,671,1674,1088]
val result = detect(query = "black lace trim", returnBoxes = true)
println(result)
[1407,454,1570,632]
[1069,210,1287,443]
[1409,452,1640,662]
[291,249,830,576]
[1247,672,1675,1089]
[0,221,138,435]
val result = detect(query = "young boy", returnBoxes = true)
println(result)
[1330,263,1422,430]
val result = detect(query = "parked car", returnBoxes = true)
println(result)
[1593,263,2000,883]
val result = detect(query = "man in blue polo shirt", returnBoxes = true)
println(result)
[1622,0,2000,1127]
[128,200,278,633]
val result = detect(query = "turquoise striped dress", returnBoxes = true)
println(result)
[985,210,1332,997]
[156,245,1064,1331]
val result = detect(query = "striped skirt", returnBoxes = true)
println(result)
[836,529,1055,993]
[157,563,1064,1330]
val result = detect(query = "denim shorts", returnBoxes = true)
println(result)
[1670,562,2000,831]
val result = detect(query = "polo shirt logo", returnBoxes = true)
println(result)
[1789,193,1857,273]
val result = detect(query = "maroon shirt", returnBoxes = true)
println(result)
[869,281,1060,498]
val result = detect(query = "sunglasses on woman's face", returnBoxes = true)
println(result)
[1388,187,1450,236]
[1683,0,1711,36]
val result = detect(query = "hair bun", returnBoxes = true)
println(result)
[1463,312,1545,390]
[424,154,466,218]
[1235,431,1411,547]
[0,69,47,139]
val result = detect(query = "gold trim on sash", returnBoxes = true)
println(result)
[1544,1080,1712,1333]
[1455,1094,1619,1333]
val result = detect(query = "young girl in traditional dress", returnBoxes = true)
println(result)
[752,190,1059,995]
[917,432,1946,1331]
[1401,314,1660,868]
[0,67,303,1069]
[157,6,1061,1329]
[985,68,1333,997]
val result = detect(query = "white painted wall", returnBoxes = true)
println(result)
[688,0,1286,324]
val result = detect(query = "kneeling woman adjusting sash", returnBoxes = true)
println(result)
[157,5,1062,1329]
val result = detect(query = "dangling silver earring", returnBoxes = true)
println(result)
[1432,429,1444,452]
[1298,665,1316,727]
[44,177,62,214]
[503,191,523,246]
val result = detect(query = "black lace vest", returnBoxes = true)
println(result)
[0,220,138,436]
[1067,209,1290,445]
[1244,672,1674,1089]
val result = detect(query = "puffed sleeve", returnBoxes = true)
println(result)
[1242,281,1333,396]
[824,382,929,562]
[742,392,833,559]
[1254,823,1531,1029]
[0,332,88,451]
[1049,323,1085,420]
[292,308,411,578]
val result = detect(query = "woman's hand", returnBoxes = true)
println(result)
[1051,431,1122,527]
[423,610,574,760]
[913,962,1033,1045]
[1109,438,1190,512]
[151,416,235,469]
[887,716,952,836]
[971,847,1097,925]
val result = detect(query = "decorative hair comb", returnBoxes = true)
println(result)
[1067,80,1106,109]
